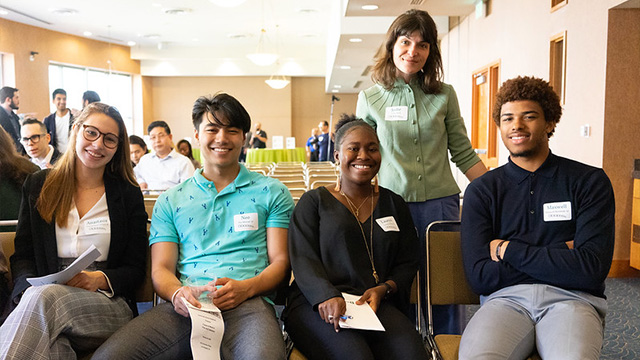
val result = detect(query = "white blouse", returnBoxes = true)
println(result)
[56,193,111,262]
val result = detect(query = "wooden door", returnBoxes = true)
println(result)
[471,62,500,169]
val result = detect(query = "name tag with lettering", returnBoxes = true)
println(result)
[376,216,400,232]
[234,213,259,231]
[543,201,572,222]
[84,217,110,234]
[384,106,408,121]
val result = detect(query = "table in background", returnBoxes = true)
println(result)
[246,148,306,164]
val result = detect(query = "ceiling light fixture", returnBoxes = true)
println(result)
[127,41,136,46]
[83,31,92,37]
[29,51,38,62]
[361,5,379,11]
[339,65,351,70]
[265,74,290,89]
[51,8,78,15]
[247,0,277,66]
[0,9,9,15]
[349,38,363,43]
[209,0,247,8]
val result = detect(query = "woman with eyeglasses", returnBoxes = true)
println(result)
[0,103,148,359]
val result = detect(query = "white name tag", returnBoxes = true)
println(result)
[234,213,258,231]
[543,201,572,222]
[384,106,408,121]
[84,217,110,234]
[376,216,400,232]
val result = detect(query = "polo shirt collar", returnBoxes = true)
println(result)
[505,151,559,184]
[192,164,252,194]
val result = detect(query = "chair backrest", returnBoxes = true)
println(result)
[426,221,479,307]
[309,180,335,190]
[144,198,157,220]
[135,226,155,304]
[279,180,308,189]
[0,229,16,288]
[271,174,306,182]
[287,188,306,199]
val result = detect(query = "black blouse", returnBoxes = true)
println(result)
[287,186,418,310]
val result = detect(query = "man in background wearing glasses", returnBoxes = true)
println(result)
[20,118,61,169]
[134,120,195,191]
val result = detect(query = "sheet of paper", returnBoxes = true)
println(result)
[183,299,225,360]
[339,292,385,331]
[27,244,101,286]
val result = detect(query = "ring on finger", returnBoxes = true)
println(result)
[328,315,334,321]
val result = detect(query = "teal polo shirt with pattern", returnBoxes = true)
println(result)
[149,165,294,284]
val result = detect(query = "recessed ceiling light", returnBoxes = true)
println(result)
[299,33,317,38]
[298,8,318,13]
[333,85,342,88]
[143,34,161,39]
[349,38,363,43]
[83,31,92,37]
[163,8,191,15]
[51,8,78,16]
[361,5,379,11]
[227,33,250,39]
[0,9,9,15]
[332,89,340,93]
[339,65,351,70]
[127,41,136,46]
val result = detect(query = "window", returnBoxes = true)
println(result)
[549,32,567,104]
[551,0,567,12]
[48,63,133,132]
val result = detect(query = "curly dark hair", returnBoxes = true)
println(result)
[493,76,562,138]
[334,114,378,150]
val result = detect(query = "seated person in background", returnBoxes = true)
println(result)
[284,115,428,360]
[0,127,38,320]
[177,138,201,169]
[0,103,148,358]
[134,120,195,191]
[306,127,320,162]
[459,76,615,360]
[93,93,294,360]
[129,134,148,167]
[249,121,267,148]
[20,118,62,169]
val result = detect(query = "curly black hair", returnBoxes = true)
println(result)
[492,76,562,138]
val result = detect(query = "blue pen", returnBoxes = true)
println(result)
[340,315,353,320]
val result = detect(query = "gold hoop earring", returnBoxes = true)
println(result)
[373,175,379,193]
[334,168,341,191]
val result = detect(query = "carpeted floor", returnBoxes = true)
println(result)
[601,277,640,359]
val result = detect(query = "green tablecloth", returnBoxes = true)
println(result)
[246,148,306,164]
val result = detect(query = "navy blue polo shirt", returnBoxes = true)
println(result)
[461,152,614,298]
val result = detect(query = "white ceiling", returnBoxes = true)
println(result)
[0,0,476,93]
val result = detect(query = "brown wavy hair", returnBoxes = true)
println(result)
[371,9,443,94]
[492,76,562,138]
[37,103,138,226]
[0,126,37,188]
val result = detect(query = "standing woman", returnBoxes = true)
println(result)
[0,103,148,359]
[356,9,486,334]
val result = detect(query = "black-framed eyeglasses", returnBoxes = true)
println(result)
[20,134,47,144]
[82,124,120,149]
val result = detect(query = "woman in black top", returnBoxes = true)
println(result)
[284,114,428,360]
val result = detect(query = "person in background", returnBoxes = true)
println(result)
[459,76,614,360]
[306,127,320,162]
[177,139,201,169]
[43,88,74,153]
[20,118,62,170]
[134,120,195,191]
[82,91,101,109]
[0,86,24,154]
[0,127,38,322]
[317,121,334,162]
[93,93,293,360]
[0,103,148,358]
[356,9,486,334]
[285,115,428,360]
[129,135,148,168]
[249,122,268,149]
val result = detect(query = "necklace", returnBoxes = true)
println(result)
[342,186,379,284]
[339,190,370,217]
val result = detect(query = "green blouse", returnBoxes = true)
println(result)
[356,79,481,202]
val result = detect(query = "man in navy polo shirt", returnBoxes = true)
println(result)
[459,76,614,360]
[94,93,294,359]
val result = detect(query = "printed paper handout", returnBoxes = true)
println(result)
[27,244,101,286]
[183,299,225,360]
[339,292,385,331]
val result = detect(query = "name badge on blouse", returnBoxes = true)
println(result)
[376,216,400,232]
[384,106,408,121]
[234,213,258,231]
[84,217,110,234]
[543,201,572,222]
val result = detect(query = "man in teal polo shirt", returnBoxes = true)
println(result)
[94,93,294,359]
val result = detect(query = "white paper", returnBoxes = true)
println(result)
[272,136,284,149]
[27,244,101,286]
[183,299,225,360]
[286,137,296,149]
[338,293,385,331]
